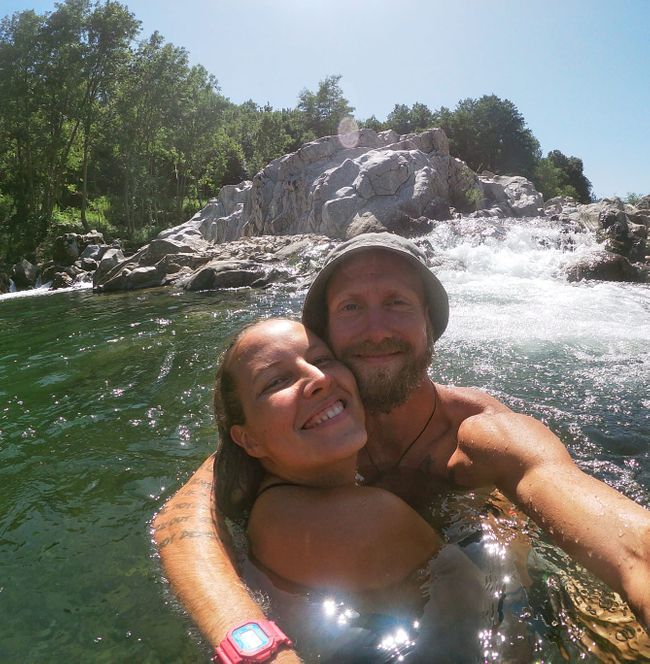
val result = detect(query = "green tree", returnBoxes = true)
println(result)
[75,1,140,229]
[533,158,579,201]
[360,114,385,133]
[385,101,434,135]
[297,74,355,138]
[0,1,138,258]
[107,32,197,232]
[546,150,592,203]
[434,95,541,179]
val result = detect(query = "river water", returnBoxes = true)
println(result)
[1,217,648,662]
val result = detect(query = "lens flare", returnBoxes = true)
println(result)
[338,116,360,149]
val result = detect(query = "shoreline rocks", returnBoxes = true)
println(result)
[6,128,649,294]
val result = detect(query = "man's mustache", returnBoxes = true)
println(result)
[341,338,412,357]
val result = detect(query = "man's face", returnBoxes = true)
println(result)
[325,250,433,414]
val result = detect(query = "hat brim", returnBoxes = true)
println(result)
[302,234,449,342]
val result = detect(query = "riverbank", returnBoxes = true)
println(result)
[3,128,648,297]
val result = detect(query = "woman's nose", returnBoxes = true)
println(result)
[302,363,332,396]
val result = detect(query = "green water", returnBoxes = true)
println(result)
[1,277,648,662]
[0,287,304,662]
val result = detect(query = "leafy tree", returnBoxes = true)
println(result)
[297,74,354,138]
[0,1,138,256]
[533,158,579,201]
[360,114,386,133]
[433,95,541,179]
[75,1,140,229]
[385,101,435,135]
[546,150,592,202]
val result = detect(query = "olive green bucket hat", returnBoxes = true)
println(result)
[302,232,449,341]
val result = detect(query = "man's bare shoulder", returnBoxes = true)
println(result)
[436,383,511,422]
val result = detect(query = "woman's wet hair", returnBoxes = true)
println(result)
[213,317,296,520]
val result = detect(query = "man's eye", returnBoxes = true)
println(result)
[341,302,361,312]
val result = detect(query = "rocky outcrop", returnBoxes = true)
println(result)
[94,127,550,293]
[478,173,544,218]
[154,128,543,251]
[546,197,650,267]
[94,234,331,293]
[6,127,647,294]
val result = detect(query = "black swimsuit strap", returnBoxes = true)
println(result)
[255,481,300,499]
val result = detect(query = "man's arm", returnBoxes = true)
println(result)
[452,412,650,630]
[151,456,301,662]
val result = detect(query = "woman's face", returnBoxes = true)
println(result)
[229,320,367,481]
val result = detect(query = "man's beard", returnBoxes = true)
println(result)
[340,335,433,414]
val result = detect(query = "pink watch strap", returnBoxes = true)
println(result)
[213,620,292,663]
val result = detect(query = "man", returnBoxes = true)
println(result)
[152,232,650,661]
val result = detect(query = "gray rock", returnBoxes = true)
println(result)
[184,260,272,291]
[566,250,646,283]
[479,173,544,217]
[79,244,102,261]
[52,233,80,266]
[11,259,39,289]
[51,271,75,289]
[93,248,126,288]
[80,257,99,272]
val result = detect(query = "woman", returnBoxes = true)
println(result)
[212,317,443,591]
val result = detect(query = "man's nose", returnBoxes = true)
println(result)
[361,306,392,342]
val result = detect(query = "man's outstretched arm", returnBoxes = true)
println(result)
[454,412,650,631]
[151,455,301,662]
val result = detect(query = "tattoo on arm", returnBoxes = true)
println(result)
[179,530,218,542]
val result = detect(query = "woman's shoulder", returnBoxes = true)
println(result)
[247,484,442,591]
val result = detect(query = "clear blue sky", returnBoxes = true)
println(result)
[4,0,649,199]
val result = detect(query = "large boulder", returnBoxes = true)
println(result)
[169,127,469,245]
[52,233,80,266]
[566,250,646,283]
[183,260,277,291]
[93,248,126,288]
[11,259,39,289]
[478,173,544,217]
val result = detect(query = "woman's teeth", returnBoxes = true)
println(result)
[304,401,344,429]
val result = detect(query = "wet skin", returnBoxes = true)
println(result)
[229,319,367,486]
[325,250,432,411]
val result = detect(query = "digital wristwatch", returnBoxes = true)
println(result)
[213,620,293,663]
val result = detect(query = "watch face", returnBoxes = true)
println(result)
[232,623,270,654]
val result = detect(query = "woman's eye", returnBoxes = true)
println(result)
[313,355,334,367]
[261,376,287,393]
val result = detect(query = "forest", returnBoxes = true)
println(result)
[0,0,593,266]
